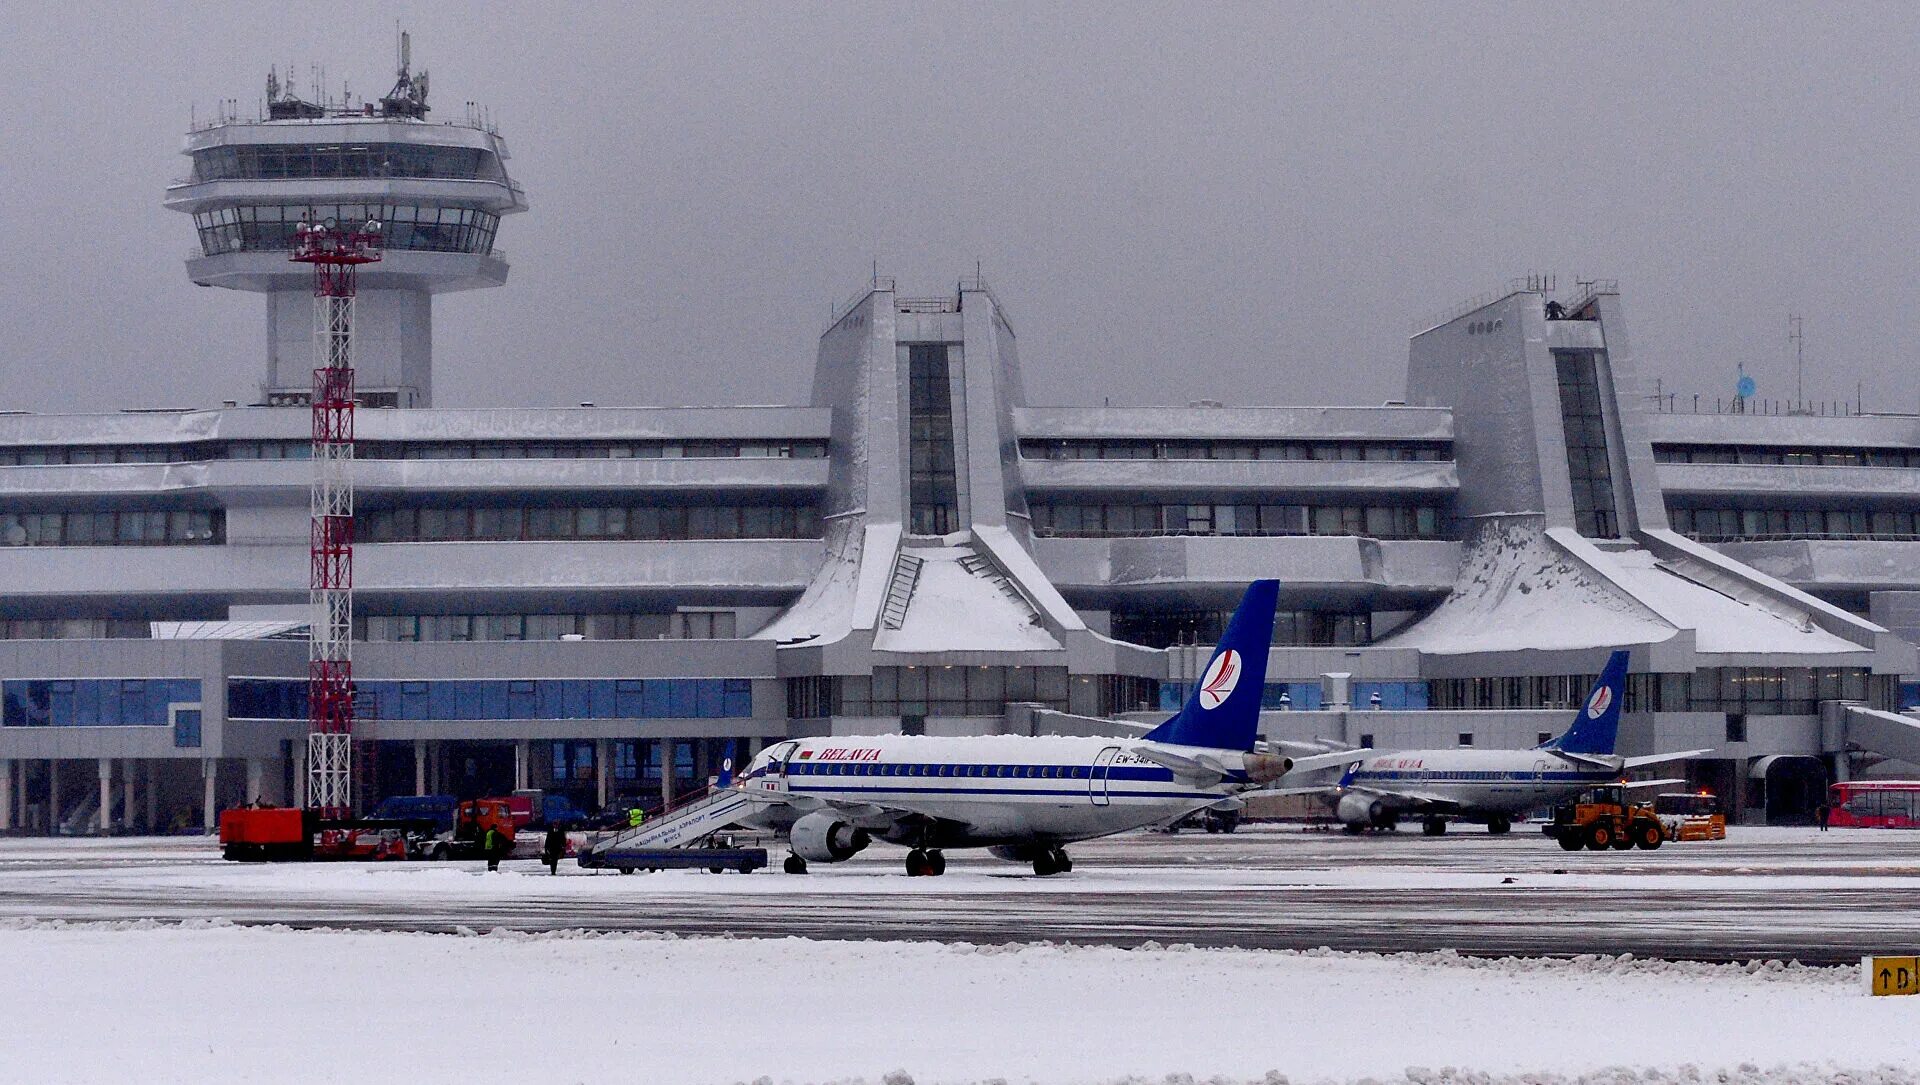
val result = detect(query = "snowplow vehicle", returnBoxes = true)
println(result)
[1654,791,1727,841]
[1543,784,1665,851]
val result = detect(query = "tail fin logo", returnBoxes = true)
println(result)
[1199,650,1243,710]
[1586,684,1613,719]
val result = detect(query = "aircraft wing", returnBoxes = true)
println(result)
[1344,785,1462,814]
[1624,749,1716,769]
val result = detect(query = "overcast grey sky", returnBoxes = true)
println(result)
[2,2,1916,414]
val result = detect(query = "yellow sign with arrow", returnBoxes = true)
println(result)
[1864,956,1920,997]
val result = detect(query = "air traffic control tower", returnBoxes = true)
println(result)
[165,42,527,408]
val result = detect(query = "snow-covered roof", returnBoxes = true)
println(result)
[1380,519,1861,657]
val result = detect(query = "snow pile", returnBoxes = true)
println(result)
[1378,520,1671,653]
[2,925,1914,1085]
[874,546,1059,653]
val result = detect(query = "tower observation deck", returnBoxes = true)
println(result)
[165,45,527,408]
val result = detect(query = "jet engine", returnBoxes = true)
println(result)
[790,811,871,863]
[1336,791,1385,827]
[1242,753,1294,784]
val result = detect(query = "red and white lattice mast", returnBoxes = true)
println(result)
[290,217,382,816]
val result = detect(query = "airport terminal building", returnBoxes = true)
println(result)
[7,79,1920,834]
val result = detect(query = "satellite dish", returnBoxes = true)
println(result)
[1737,375,1757,399]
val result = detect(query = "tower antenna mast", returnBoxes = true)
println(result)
[290,215,382,816]
[1788,314,1805,410]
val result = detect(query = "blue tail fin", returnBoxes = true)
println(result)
[1141,579,1278,751]
[1541,650,1631,756]
[717,740,738,788]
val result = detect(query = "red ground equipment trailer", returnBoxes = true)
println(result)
[218,806,433,862]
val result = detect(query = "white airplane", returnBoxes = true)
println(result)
[1318,649,1710,835]
[729,579,1356,875]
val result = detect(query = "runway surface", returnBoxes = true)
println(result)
[4,825,1919,963]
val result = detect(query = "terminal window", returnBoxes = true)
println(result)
[1554,350,1621,538]
[907,345,960,535]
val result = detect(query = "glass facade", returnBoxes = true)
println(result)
[1021,439,1450,462]
[1670,504,1920,543]
[193,203,498,256]
[1427,668,1894,714]
[788,667,1072,718]
[0,619,157,640]
[0,509,222,547]
[1029,501,1452,540]
[359,503,822,543]
[1554,350,1620,538]
[1113,608,1372,649]
[361,611,736,642]
[358,439,828,461]
[1654,444,1920,467]
[190,143,503,183]
[1157,680,1426,712]
[2,679,201,727]
[1,439,828,466]
[226,677,753,722]
[907,345,960,535]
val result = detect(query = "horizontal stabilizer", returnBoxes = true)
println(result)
[1623,777,1688,791]
[1138,746,1228,786]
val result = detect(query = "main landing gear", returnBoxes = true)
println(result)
[906,848,947,877]
[783,854,808,874]
[1032,848,1073,876]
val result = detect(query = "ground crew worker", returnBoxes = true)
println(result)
[483,823,504,872]
[628,806,645,829]
[542,824,567,875]
[1817,803,1831,831]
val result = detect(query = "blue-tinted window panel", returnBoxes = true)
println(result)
[667,680,698,719]
[173,708,201,748]
[695,680,725,718]
[724,679,753,717]
[640,680,671,718]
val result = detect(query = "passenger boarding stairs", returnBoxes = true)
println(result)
[577,786,758,857]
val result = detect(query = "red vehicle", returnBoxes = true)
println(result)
[1827,781,1920,828]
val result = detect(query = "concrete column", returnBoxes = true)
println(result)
[414,741,427,796]
[292,744,307,808]
[515,740,530,791]
[48,759,61,836]
[659,739,675,808]
[595,738,610,810]
[98,758,113,835]
[245,759,264,806]
[0,759,13,833]
[201,759,218,834]
[122,760,136,833]
[143,760,157,831]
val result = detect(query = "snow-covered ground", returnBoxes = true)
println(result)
[1,920,1914,1085]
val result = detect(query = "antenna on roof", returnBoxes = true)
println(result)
[379,28,430,119]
